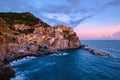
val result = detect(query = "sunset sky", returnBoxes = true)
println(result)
[0,0,120,40]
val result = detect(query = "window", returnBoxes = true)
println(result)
[0,31,2,35]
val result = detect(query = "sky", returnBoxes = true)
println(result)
[0,0,120,40]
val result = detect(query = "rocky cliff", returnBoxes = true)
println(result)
[0,12,81,49]
[0,12,81,63]
[48,25,81,49]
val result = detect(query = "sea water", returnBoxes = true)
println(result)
[11,40,120,80]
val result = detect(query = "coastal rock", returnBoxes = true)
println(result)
[82,46,111,56]
[54,39,69,49]
[36,44,57,56]
[54,38,80,49]
[92,50,111,56]
[52,25,81,49]
[0,61,15,80]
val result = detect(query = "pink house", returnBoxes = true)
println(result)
[30,26,38,29]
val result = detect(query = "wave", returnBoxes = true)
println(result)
[11,72,27,80]
[50,53,69,57]
[10,56,36,66]
[112,55,120,59]
[50,54,59,56]
[62,53,69,56]
[11,61,56,80]
[11,67,41,80]
[45,62,56,66]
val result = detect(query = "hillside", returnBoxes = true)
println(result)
[0,18,15,43]
[0,12,51,43]
[0,12,50,29]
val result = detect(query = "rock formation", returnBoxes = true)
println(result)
[51,25,81,49]
[81,45,111,56]
[0,61,15,80]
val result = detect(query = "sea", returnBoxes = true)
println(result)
[11,40,120,80]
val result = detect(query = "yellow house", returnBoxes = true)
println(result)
[57,27,63,33]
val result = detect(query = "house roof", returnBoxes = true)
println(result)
[30,26,38,29]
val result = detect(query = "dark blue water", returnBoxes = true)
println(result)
[11,40,120,80]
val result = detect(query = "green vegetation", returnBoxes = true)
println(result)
[0,12,51,43]
[0,12,39,26]
[0,12,51,30]
[18,29,34,34]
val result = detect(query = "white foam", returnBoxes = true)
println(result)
[45,62,56,66]
[11,72,27,80]
[50,54,59,56]
[50,53,69,56]
[62,53,69,56]
[12,68,41,80]
[10,56,36,66]
[57,53,69,56]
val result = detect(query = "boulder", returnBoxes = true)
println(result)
[36,44,57,56]
[82,46,111,56]
[54,39,69,49]
[51,26,81,50]
[53,38,80,49]
[0,61,15,80]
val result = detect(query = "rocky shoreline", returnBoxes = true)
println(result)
[0,46,82,80]
[81,45,111,56]
[0,43,58,80]
[0,44,112,80]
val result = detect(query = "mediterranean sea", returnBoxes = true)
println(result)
[11,40,120,80]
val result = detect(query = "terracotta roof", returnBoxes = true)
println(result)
[30,26,38,29]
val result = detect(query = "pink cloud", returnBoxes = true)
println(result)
[112,31,120,38]
[102,31,120,39]
[74,23,120,39]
